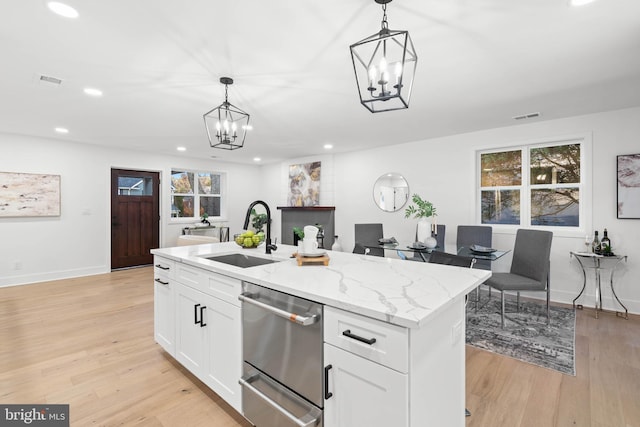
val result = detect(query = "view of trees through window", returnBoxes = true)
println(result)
[171,170,222,219]
[480,142,581,227]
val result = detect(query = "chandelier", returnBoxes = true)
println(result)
[203,77,250,150]
[350,0,417,113]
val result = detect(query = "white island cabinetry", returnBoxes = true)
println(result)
[152,243,490,427]
[153,257,176,355]
[324,306,409,427]
[156,255,242,413]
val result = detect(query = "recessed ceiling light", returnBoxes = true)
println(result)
[83,87,103,97]
[177,146,186,152]
[569,0,596,6]
[55,127,69,134]
[253,157,261,162]
[47,2,79,18]
[242,125,253,131]
[323,144,333,150]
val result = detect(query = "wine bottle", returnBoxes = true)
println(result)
[591,230,600,254]
[600,228,611,254]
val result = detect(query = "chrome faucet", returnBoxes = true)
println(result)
[243,200,277,254]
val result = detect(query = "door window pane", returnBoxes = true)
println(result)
[531,189,579,226]
[118,176,153,196]
[481,150,522,187]
[481,189,520,224]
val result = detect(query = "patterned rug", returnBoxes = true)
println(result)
[466,293,576,375]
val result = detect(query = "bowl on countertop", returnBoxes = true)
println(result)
[234,232,265,249]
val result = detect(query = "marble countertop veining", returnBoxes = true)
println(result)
[152,242,491,329]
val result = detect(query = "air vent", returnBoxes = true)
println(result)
[39,75,63,85]
[512,112,541,120]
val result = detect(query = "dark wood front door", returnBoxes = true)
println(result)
[111,169,160,269]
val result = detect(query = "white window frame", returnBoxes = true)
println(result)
[169,169,227,223]
[476,133,592,238]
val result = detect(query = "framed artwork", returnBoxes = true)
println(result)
[617,154,640,219]
[288,161,321,207]
[0,172,61,217]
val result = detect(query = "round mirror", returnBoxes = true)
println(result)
[373,173,410,212]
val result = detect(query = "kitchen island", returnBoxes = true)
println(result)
[152,242,491,427]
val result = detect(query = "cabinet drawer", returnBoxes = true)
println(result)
[324,306,408,373]
[154,256,175,278]
[206,273,241,306]
[176,263,206,288]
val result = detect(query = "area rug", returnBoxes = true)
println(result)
[466,294,576,375]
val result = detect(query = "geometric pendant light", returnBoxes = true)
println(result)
[203,77,250,150]
[350,0,418,113]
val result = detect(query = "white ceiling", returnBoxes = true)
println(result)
[2,0,640,165]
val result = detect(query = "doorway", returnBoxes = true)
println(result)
[111,168,160,269]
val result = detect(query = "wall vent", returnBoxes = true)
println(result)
[39,75,63,85]
[512,112,541,120]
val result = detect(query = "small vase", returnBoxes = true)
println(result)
[331,235,343,252]
[416,218,432,243]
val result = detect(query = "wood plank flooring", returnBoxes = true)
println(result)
[1,267,638,426]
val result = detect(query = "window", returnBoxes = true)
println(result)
[170,170,224,219]
[479,139,584,229]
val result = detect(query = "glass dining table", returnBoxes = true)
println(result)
[364,242,510,263]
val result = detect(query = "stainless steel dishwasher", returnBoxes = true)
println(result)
[239,282,324,427]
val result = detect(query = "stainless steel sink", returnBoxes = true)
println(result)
[204,253,281,268]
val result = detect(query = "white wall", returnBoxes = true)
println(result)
[3,107,639,315]
[0,133,261,286]
[331,107,640,314]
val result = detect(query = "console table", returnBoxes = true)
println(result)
[570,252,628,319]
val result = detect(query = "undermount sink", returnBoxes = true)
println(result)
[203,253,281,268]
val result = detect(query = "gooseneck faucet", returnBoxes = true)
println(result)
[243,200,277,254]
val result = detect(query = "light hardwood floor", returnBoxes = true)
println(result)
[1,267,638,426]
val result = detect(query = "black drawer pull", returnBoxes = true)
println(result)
[199,306,207,327]
[155,264,170,270]
[342,329,377,345]
[324,365,333,399]
[154,278,169,285]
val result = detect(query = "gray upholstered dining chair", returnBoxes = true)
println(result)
[456,225,492,307]
[428,250,475,268]
[485,229,553,328]
[353,223,384,257]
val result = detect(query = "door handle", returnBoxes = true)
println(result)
[199,305,206,327]
[194,304,201,325]
[324,364,333,399]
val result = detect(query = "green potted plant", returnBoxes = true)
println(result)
[293,227,304,246]
[404,194,437,244]
[250,209,269,232]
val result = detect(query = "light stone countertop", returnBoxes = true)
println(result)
[152,242,491,329]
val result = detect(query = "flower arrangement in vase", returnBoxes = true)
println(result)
[404,194,437,245]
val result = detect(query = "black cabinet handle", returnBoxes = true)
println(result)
[342,329,377,345]
[194,304,201,325]
[154,278,169,285]
[155,264,170,270]
[324,365,333,399]
[199,306,207,327]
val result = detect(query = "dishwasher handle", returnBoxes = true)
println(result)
[238,293,318,326]
[239,375,321,427]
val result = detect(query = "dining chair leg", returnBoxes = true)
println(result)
[516,291,520,312]
[546,272,551,325]
[501,291,505,328]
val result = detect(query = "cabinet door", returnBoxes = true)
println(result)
[324,343,408,427]
[202,298,242,412]
[153,275,175,355]
[175,283,208,376]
